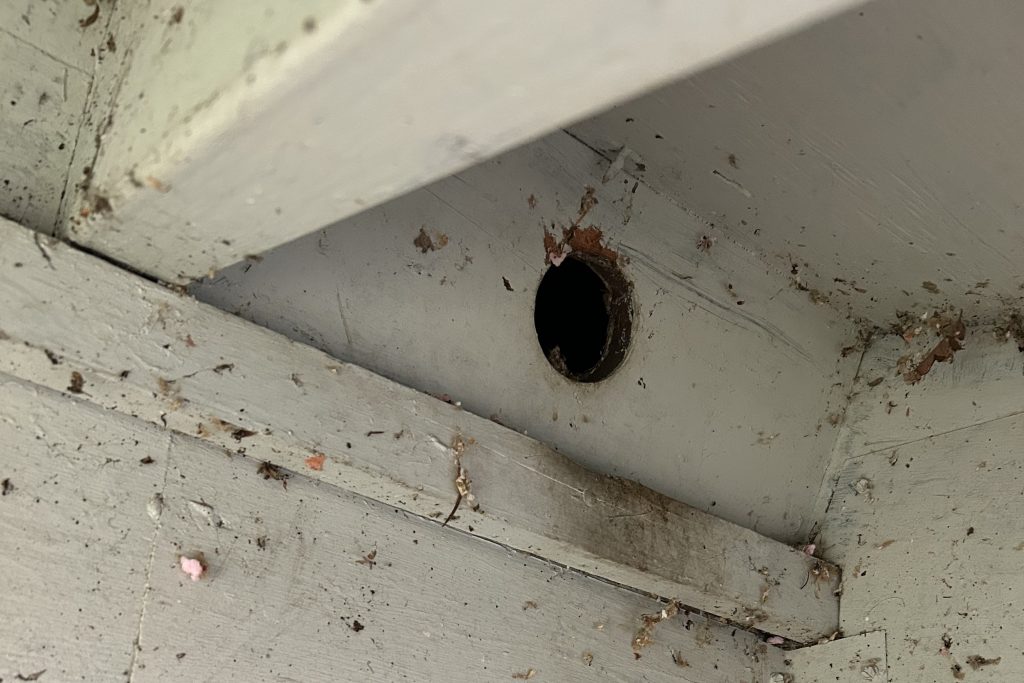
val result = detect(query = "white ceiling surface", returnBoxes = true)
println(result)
[193,131,859,544]
[570,0,1024,326]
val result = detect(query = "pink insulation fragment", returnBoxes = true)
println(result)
[766,636,785,645]
[179,555,205,581]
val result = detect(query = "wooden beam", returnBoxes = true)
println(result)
[0,218,841,642]
[0,375,780,682]
[64,0,861,283]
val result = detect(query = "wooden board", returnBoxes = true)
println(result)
[63,0,859,283]
[0,377,164,681]
[820,340,1024,681]
[193,129,861,545]
[0,217,840,642]
[0,23,92,232]
[569,0,1024,325]
[0,374,781,682]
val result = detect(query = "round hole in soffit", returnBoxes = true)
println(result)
[533,254,633,383]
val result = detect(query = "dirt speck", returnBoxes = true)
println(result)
[966,655,1001,670]
[527,194,537,209]
[672,652,690,667]
[231,427,257,441]
[257,461,289,489]
[921,281,940,294]
[169,6,184,24]
[14,670,46,682]
[728,153,738,169]
[582,652,593,666]
[502,276,514,292]
[522,600,538,610]
[303,16,317,33]
[305,452,326,471]
[79,2,99,28]
[350,619,364,632]
[139,456,155,465]
[511,670,536,680]
[2,478,13,496]
[414,227,448,253]
[356,548,377,568]
[67,371,85,394]
[696,234,716,252]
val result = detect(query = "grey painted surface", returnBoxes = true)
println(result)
[0,1,98,231]
[0,217,840,641]
[0,375,782,682]
[819,332,1024,681]
[193,131,861,544]
[570,0,1024,326]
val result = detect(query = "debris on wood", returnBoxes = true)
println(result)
[231,427,257,441]
[350,619,364,632]
[876,539,896,549]
[766,636,785,645]
[632,600,681,652]
[2,478,13,496]
[67,371,85,394]
[290,372,303,386]
[140,456,155,465]
[696,234,716,252]
[257,461,289,489]
[256,536,268,550]
[442,433,478,526]
[769,673,793,683]
[179,555,206,582]
[304,452,326,471]
[867,376,884,387]
[527,194,537,209]
[212,363,234,374]
[79,0,100,28]
[966,655,1001,670]
[169,5,184,24]
[14,670,46,682]
[413,227,448,253]
[366,430,384,437]
[502,276,514,292]
[522,600,538,610]
[894,310,966,383]
[147,493,163,522]
[802,543,816,556]
[852,477,874,499]
[994,312,1024,351]
[43,349,62,365]
[356,548,377,569]
[671,651,689,667]
[581,652,593,666]
[511,669,536,680]
[921,280,940,293]
[184,334,196,347]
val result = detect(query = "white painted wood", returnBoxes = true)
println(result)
[0,378,165,681]
[818,340,1024,682]
[569,0,1024,325]
[0,217,841,642]
[785,631,888,682]
[194,129,862,545]
[0,375,781,683]
[63,0,860,283]
[0,20,92,231]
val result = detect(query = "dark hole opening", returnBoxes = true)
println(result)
[534,255,631,382]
